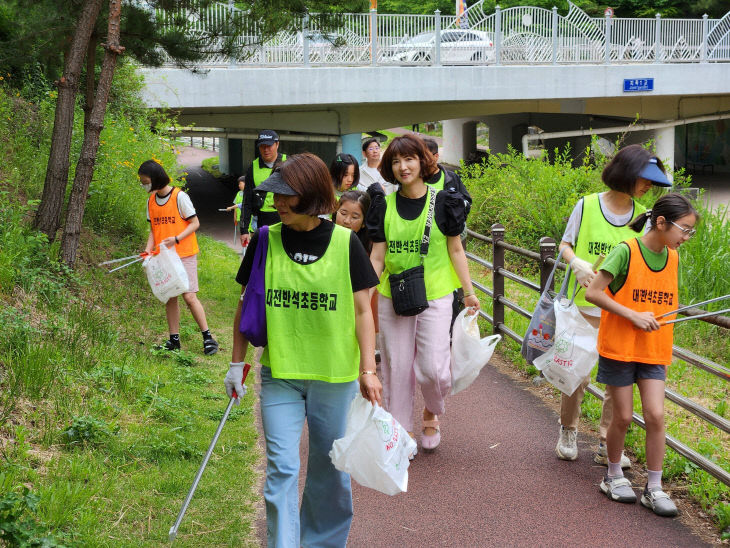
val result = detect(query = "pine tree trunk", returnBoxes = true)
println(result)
[33,0,104,241]
[84,34,97,128]
[61,0,124,267]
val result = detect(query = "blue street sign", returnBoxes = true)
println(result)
[623,78,654,92]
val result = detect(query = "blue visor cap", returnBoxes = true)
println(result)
[639,157,671,187]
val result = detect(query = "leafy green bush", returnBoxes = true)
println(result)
[61,415,117,446]
[461,148,605,251]
[201,155,222,178]
[0,485,65,547]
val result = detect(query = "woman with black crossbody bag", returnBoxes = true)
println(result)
[367,134,480,457]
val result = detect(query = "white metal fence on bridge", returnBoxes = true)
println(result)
[152,0,730,67]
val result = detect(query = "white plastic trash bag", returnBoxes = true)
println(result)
[532,297,598,396]
[329,394,416,496]
[143,244,190,303]
[451,309,501,395]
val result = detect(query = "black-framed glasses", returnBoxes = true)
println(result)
[669,220,696,237]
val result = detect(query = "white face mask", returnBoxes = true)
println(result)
[141,183,152,192]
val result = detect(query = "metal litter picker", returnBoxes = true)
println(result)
[168,362,251,542]
[98,252,150,273]
[655,294,730,326]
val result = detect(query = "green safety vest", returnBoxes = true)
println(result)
[261,223,359,382]
[253,153,286,214]
[377,188,460,301]
[233,190,243,223]
[570,192,646,307]
[426,170,446,191]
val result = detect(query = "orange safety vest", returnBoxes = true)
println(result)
[597,238,678,365]
[148,187,199,258]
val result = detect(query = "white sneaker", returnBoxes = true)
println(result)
[594,442,631,469]
[555,426,578,461]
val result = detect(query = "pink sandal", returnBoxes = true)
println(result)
[421,417,441,452]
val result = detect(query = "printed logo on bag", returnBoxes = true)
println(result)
[549,330,575,369]
[388,239,420,254]
[632,288,674,306]
[150,270,172,288]
[265,288,338,311]
[525,317,555,352]
[374,417,399,450]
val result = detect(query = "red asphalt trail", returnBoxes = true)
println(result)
[181,147,708,548]
[346,359,706,547]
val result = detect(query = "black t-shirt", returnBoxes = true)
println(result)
[365,188,466,243]
[236,220,379,293]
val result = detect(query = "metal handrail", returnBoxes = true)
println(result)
[151,1,730,67]
[466,225,730,487]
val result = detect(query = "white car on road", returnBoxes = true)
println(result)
[390,29,494,64]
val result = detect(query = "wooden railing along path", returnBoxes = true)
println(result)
[465,224,730,487]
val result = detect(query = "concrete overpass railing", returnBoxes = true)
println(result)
[151,0,730,67]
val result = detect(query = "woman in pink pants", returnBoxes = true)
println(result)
[367,134,479,456]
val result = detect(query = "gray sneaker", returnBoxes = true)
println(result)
[555,426,578,460]
[594,442,631,469]
[640,485,678,517]
[600,475,637,503]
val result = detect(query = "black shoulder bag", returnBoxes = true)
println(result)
[388,189,436,316]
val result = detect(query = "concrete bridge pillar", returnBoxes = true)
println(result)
[654,125,676,174]
[442,118,477,166]
[483,115,517,155]
[218,138,231,174]
[218,137,244,175]
[340,133,363,162]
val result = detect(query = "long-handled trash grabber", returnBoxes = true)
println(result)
[654,293,730,320]
[658,307,730,326]
[168,362,251,543]
[106,256,145,273]
[99,251,157,273]
[98,254,141,266]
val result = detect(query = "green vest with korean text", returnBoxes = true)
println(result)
[261,223,359,382]
[571,192,646,307]
[253,154,287,214]
[377,188,460,301]
[426,170,446,191]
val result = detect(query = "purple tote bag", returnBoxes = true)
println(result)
[239,225,268,347]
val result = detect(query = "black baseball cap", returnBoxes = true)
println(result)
[256,170,297,196]
[256,130,279,146]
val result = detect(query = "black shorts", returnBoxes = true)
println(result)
[596,355,666,387]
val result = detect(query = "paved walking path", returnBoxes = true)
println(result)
[178,146,242,252]
[179,146,712,547]
[347,357,707,547]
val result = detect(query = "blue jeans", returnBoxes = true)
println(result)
[260,366,357,548]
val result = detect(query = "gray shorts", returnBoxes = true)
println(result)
[180,254,199,293]
[596,356,666,387]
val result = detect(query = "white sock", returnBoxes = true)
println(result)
[608,461,623,478]
[647,469,662,490]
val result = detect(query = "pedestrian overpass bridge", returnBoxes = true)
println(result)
[139,1,730,171]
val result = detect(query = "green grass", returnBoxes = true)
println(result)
[0,79,260,545]
[1,235,259,546]
[201,156,223,178]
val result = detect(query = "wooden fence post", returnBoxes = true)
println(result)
[491,223,505,335]
[539,237,556,292]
